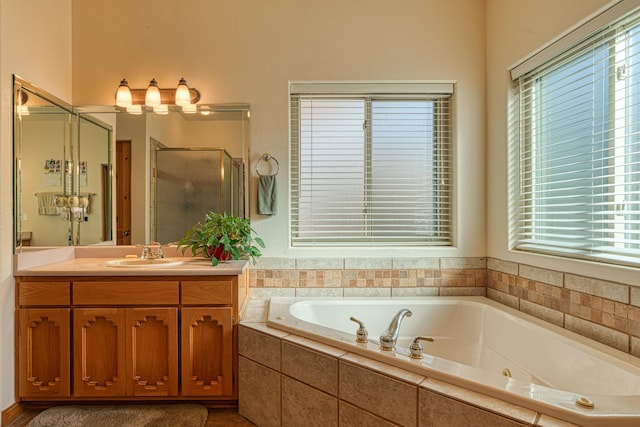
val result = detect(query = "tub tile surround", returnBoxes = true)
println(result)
[237,319,580,427]
[486,258,640,357]
[249,256,640,359]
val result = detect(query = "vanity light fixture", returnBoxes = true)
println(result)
[175,77,191,106]
[126,104,143,115]
[145,78,161,107]
[16,88,30,115]
[182,104,198,114]
[153,104,169,115]
[115,78,133,107]
[115,77,201,112]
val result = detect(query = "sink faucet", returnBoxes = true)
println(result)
[379,308,412,351]
[140,242,165,259]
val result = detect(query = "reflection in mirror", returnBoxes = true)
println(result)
[13,76,113,250]
[14,75,250,249]
[152,147,241,244]
[117,105,250,245]
[77,114,112,244]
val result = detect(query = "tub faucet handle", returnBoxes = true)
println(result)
[349,316,368,343]
[409,336,434,359]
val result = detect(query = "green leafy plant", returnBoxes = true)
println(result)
[178,212,265,266]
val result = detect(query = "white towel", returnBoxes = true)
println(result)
[36,192,58,215]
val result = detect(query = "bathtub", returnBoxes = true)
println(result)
[267,296,640,426]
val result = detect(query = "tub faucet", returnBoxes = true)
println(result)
[379,309,412,351]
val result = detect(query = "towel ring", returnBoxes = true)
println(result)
[256,154,279,177]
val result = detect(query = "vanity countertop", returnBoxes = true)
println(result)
[13,246,249,276]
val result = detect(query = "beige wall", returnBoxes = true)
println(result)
[71,0,487,259]
[0,0,72,413]
[486,0,640,286]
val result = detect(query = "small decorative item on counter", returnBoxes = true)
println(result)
[178,212,265,266]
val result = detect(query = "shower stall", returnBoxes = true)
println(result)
[151,147,244,243]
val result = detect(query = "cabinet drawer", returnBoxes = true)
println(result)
[181,280,233,305]
[19,282,70,306]
[73,281,179,305]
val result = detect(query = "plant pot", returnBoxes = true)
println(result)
[207,244,232,262]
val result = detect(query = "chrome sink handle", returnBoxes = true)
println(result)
[409,336,434,359]
[349,316,368,343]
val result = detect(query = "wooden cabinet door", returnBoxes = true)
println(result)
[73,308,126,397]
[126,308,178,396]
[18,309,70,398]
[181,307,234,397]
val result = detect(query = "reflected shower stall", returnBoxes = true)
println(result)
[151,147,244,243]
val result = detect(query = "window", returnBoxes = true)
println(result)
[511,6,640,266]
[290,82,453,246]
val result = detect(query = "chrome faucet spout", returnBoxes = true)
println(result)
[379,308,412,351]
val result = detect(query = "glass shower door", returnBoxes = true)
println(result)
[153,148,224,243]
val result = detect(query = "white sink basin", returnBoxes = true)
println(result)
[104,258,184,268]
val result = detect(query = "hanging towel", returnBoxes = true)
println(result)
[258,175,278,215]
[36,192,58,215]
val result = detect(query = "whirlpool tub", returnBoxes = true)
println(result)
[266,296,640,426]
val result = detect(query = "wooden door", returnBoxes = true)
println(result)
[181,307,234,397]
[116,140,131,245]
[18,309,70,398]
[125,308,178,396]
[73,308,126,397]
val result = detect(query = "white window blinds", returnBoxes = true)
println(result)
[511,6,640,266]
[290,82,453,246]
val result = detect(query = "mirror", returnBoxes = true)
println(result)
[14,76,113,249]
[118,106,250,245]
[14,76,251,250]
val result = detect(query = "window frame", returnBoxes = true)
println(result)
[510,6,640,267]
[289,81,454,247]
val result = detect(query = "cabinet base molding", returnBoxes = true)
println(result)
[1,402,27,426]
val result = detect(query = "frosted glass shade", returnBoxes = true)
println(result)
[145,78,161,107]
[115,78,132,107]
[175,78,191,106]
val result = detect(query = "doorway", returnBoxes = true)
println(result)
[116,140,131,245]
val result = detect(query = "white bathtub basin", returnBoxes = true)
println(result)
[104,258,184,268]
[267,296,640,426]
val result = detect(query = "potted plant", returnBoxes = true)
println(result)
[178,212,265,266]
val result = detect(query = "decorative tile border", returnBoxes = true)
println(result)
[249,257,487,296]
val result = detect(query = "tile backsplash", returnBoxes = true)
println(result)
[248,256,640,358]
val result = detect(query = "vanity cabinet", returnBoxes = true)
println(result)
[15,272,248,403]
[73,307,179,398]
[18,308,71,398]
[181,279,236,397]
[17,281,71,399]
